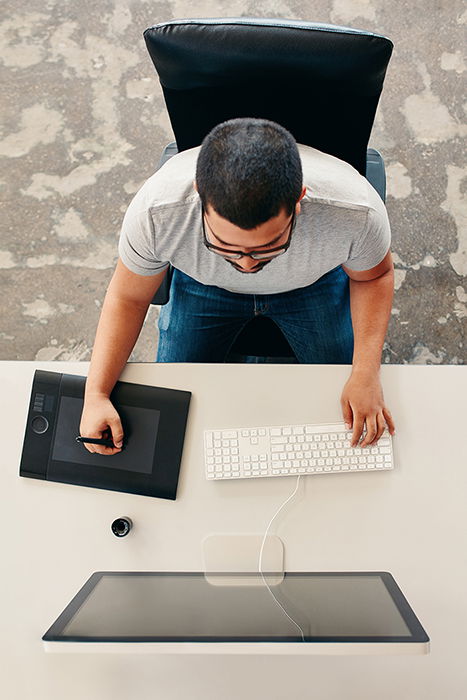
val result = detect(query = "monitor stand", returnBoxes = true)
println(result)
[202,534,284,586]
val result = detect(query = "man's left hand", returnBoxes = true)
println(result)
[340,371,395,448]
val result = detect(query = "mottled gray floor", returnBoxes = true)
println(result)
[1,1,466,363]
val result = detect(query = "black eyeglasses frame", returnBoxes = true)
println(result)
[202,207,296,261]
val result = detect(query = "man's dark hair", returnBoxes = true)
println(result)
[196,118,303,229]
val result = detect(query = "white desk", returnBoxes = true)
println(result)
[2,361,466,699]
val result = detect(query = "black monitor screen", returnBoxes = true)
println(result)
[43,572,429,643]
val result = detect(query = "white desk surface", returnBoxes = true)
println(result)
[2,361,466,700]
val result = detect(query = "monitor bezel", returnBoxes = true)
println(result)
[42,571,430,646]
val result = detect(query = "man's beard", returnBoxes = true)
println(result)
[226,259,271,274]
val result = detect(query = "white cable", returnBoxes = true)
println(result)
[258,475,305,642]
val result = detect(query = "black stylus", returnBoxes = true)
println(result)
[76,436,116,447]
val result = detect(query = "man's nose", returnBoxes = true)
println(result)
[237,255,258,270]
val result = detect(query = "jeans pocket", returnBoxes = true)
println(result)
[158,302,171,332]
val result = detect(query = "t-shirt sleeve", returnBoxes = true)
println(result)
[344,188,391,271]
[118,190,169,276]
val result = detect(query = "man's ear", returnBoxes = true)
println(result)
[295,185,307,214]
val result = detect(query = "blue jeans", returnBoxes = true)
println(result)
[157,267,354,363]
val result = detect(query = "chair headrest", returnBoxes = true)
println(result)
[144,18,393,174]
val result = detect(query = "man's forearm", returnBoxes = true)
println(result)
[349,268,394,376]
[85,294,149,400]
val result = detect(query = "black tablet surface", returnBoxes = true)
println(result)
[19,370,191,499]
[42,571,429,653]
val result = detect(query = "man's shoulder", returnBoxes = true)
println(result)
[297,143,373,210]
[132,146,201,211]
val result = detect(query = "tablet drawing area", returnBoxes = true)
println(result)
[53,396,159,475]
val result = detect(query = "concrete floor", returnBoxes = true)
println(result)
[1,1,466,363]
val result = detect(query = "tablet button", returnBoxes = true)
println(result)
[31,415,49,434]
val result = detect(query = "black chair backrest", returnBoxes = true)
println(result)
[144,18,393,175]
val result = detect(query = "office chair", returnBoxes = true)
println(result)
[143,18,393,362]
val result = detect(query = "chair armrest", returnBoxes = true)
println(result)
[366,148,386,202]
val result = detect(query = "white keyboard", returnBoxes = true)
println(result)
[204,422,393,481]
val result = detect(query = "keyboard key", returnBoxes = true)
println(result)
[222,430,237,439]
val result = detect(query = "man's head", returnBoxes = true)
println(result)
[195,118,305,273]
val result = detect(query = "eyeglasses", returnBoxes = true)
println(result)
[202,207,296,260]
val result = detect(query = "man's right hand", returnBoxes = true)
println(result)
[79,395,124,455]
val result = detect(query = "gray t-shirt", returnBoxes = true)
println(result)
[118,144,391,295]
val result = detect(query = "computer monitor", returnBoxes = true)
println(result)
[43,571,429,655]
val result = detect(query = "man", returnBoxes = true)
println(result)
[80,118,395,455]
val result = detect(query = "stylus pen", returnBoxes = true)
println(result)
[76,436,116,447]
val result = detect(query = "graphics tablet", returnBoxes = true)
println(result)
[19,370,191,500]
[43,571,430,655]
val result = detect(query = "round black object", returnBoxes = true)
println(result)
[111,517,133,537]
[31,415,49,434]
